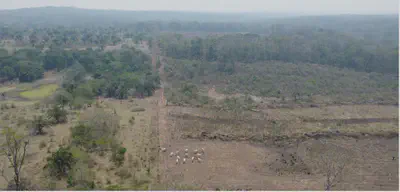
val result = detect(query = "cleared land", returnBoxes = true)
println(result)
[159,104,398,190]
[155,44,398,190]
[0,40,397,191]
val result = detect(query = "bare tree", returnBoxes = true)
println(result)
[1,127,29,190]
[305,139,353,190]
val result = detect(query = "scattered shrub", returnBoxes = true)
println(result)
[2,114,9,120]
[46,147,76,178]
[131,107,145,112]
[115,169,131,179]
[111,145,126,167]
[67,167,96,190]
[129,116,135,124]
[71,109,119,152]
[39,140,47,149]
[33,102,41,110]
[47,105,68,124]
[30,115,49,136]
[1,103,9,110]
[17,116,26,126]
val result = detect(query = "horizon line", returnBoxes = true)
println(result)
[0,6,398,16]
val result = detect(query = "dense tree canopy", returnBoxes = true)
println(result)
[158,29,398,74]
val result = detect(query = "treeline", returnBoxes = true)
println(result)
[1,12,397,48]
[0,46,159,101]
[0,48,57,82]
[0,47,86,82]
[158,30,399,74]
[56,47,159,108]
[0,26,124,48]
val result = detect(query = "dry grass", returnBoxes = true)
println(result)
[266,105,399,121]
[168,104,398,141]
[0,86,16,93]
[0,96,161,190]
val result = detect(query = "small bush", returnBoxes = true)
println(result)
[39,141,47,149]
[2,114,9,120]
[17,116,27,126]
[30,115,49,136]
[67,168,96,190]
[71,109,119,152]
[111,146,126,167]
[33,102,41,109]
[7,178,35,190]
[1,103,9,110]
[46,147,76,178]
[71,96,91,110]
[115,169,132,179]
[129,116,135,124]
[131,108,145,112]
[53,90,73,107]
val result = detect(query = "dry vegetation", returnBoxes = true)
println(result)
[161,103,398,190]
[0,91,161,190]
[0,40,397,191]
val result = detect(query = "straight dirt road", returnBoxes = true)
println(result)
[150,40,170,184]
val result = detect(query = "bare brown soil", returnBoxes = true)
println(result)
[159,119,398,190]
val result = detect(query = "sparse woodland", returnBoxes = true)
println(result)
[0,7,398,190]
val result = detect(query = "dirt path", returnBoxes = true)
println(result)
[150,40,170,184]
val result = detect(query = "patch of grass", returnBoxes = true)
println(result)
[70,146,90,163]
[20,84,59,100]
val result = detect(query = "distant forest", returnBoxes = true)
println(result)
[0,7,398,103]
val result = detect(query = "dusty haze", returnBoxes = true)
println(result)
[1,0,398,14]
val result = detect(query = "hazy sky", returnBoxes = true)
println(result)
[1,0,399,14]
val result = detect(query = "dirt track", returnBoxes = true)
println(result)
[150,40,171,184]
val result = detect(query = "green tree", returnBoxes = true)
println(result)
[46,147,76,178]
[53,90,73,107]
[47,105,68,124]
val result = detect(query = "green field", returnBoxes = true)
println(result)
[20,84,59,100]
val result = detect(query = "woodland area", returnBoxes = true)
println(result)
[0,7,398,191]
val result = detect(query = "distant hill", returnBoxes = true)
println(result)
[0,7,397,46]
[0,7,397,25]
[0,6,294,25]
